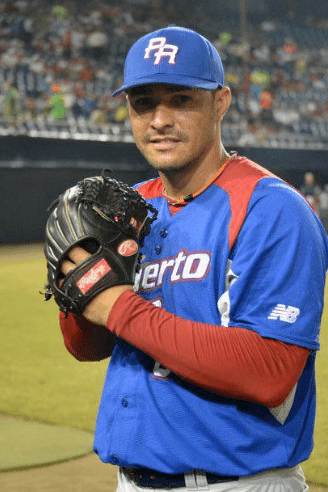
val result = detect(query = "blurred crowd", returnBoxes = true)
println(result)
[1,0,328,148]
[299,172,328,232]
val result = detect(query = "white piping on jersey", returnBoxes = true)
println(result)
[217,262,297,424]
[268,383,298,424]
[217,263,238,327]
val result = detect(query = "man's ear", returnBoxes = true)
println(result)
[125,94,131,114]
[214,86,232,123]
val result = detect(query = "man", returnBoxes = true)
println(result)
[300,172,321,214]
[59,26,328,491]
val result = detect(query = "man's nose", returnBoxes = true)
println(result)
[151,103,174,130]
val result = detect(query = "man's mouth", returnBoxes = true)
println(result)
[149,137,180,150]
[150,137,179,143]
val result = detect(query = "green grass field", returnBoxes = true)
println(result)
[0,244,327,486]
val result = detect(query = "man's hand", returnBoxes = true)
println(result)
[42,171,157,318]
[61,246,133,326]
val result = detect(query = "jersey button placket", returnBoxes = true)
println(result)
[121,397,129,408]
[155,245,162,255]
[155,227,168,255]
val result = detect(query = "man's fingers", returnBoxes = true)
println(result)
[67,245,92,264]
[61,258,76,276]
[60,246,92,277]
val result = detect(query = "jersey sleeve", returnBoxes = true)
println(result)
[103,178,327,405]
[59,312,116,361]
[223,178,328,350]
[107,290,309,407]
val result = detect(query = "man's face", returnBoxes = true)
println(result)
[126,84,222,174]
[305,173,314,186]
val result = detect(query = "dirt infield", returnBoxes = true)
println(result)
[0,416,93,473]
[0,453,327,492]
[0,453,117,492]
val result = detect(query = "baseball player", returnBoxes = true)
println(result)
[58,26,328,491]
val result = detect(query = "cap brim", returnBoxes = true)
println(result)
[112,74,221,96]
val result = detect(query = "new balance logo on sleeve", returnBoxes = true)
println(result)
[268,304,300,323]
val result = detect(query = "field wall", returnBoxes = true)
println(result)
[1,136,328,244]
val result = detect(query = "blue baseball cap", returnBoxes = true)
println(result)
[112,25,224,96]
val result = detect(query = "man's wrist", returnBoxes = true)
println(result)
[83,285,133,326]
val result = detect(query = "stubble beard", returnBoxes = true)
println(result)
[145,138,216,179]
[148,156,192,176]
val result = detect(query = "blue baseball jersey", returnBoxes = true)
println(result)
[93,156,328,476]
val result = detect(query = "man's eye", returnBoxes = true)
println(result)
[132,98,154,110]
[179,95,191,102]
[172,95,192,105]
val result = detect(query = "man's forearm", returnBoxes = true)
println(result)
[59,311,116,361]
[107,291,310,407]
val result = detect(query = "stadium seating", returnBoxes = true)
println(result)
[0,0,327,149]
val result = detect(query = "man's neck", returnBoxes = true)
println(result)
[159,147,231,201]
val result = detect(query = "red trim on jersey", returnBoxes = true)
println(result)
[168,202,186,215]
[107,291,310,407]
[60,158,309,405]
[59,311,115,361]
[135,157,278,233]
[136,178,164,199]
[215,157,276,250]
[136,178,187,215]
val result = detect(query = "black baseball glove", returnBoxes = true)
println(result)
[42,169,157,317]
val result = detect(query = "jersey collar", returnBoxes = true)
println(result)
[163,152,238,207]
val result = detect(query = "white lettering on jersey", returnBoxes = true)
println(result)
[144,37,179,65]
[142,264,160,289]
[268,304,300,323]
[134,250,211,292]
[157,259,175,285]
[171,251,186,281]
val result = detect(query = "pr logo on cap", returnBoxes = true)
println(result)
[144,37,179,65]
[111,26,224,96]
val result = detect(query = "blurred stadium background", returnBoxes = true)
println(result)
[0,1,328,489]
[0,0,328,244]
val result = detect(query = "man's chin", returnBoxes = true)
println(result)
[148,159,189,175]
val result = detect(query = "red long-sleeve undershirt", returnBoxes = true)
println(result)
[59,311,116,361]
[60,290,310,407]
